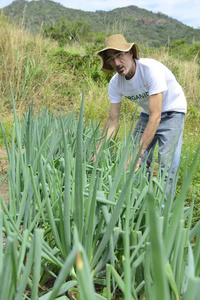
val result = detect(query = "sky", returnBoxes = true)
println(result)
[0,0,199,29]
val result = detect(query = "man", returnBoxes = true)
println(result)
[95,34,187,199]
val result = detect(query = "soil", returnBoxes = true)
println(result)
[0,148,9,205]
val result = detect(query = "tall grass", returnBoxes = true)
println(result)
[0,88,200,299]
[0,16,83,114]
[0,16,200,298]
[1,15,199,122]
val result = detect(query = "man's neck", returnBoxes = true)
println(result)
[125,59,136,80]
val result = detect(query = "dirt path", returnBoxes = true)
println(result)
[0,148,9,205]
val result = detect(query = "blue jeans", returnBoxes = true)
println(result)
[133,111,185,200]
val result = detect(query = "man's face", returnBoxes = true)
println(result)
[106,49,135,79]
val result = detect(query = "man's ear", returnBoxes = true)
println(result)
[128,50,134,58]
[128,49,133,55]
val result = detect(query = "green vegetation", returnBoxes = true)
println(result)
[0,13,200,300]
[0,86,200,299]
[2,0,200,47]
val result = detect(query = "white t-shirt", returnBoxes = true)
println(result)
[108,58,187,114]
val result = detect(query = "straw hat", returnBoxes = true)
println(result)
[97,34,139,72]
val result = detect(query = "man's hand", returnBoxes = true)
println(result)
[136,93,162,156]
[93,102,121,164]
[92,154,97,164]
[126,154,142,171]
[135,157,142,171]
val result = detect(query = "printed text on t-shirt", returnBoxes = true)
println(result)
[125,92,149,101]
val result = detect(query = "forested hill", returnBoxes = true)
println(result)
[1,0,200,47]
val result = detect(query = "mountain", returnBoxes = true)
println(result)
[1,0,200,47]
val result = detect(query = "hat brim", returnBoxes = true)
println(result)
[97,43,139,73]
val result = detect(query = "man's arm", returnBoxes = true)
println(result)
[137,92,162,155]
[94,102,121,159]
[126,93,163,170]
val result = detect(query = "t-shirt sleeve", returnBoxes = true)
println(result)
[108,75,122,103]
[145,62,168,96]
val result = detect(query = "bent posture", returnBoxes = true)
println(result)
[95,34,187,199]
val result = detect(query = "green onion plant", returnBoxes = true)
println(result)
[0,87,200,299]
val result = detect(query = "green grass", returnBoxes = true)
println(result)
[0,16,200,298]
[0,95,200,299]
[1,109,200,215]
[0,119,12,146]
[177,120,200,224]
